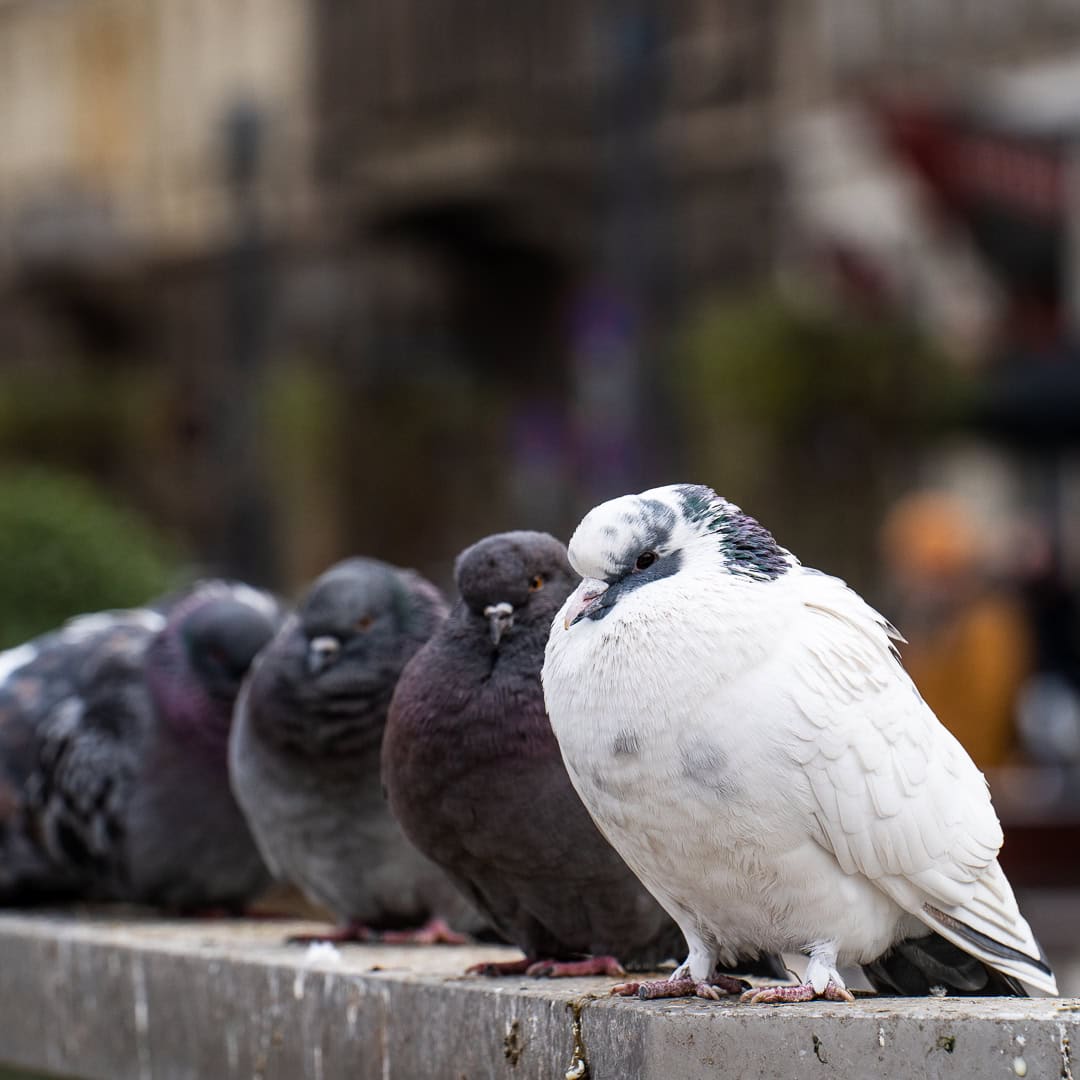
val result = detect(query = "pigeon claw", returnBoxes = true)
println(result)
[286,921,378,945]
[612,974,747,1000]
[525,955,626,978]
[377,917,469,946]
[466,957,534,977]
[740,981,855,1005]
[287,916,469,947]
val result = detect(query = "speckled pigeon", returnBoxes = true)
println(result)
[542,483,1058,1002]
[230,557,482,943]
[0,582,281,909]
[383,531,785,982]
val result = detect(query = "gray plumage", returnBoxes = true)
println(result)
[0,582,281,909]
[383,532,706,971]
[230,557,480,933]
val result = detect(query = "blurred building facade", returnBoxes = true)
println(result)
[3,0,1080,595]
[0,0,794,589]
[0,0,312,266]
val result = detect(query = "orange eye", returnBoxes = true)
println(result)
[529,575,544,592]
[355,615,374,631]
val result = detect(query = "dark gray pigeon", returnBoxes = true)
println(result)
[0,582,281,909]
[230,557,482,942]
[383,531,786,983]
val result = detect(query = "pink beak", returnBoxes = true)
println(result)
[563,578,610,629]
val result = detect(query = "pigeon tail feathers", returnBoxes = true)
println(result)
[862,930,1029,996]
[919,900,1056,995]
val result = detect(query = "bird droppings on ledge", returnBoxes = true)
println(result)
[1061,1031,1075,1080]
[0,913,1078,1080]
[565,996,591,1080]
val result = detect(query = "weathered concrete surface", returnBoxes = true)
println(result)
[0,913,1077,1080]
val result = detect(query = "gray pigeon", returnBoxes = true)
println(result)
[542,484,1057,1002]
[230,557,482,942]
[0,582,281,909]
[383,531,785,982]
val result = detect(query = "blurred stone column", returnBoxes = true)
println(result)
[209,102,278,587]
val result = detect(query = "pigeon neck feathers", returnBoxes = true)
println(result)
[673,484,790,582]
[144,582,279,753]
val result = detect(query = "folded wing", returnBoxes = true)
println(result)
[785,571,1056,996]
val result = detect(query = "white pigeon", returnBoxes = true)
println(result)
[541,483,1057,1002]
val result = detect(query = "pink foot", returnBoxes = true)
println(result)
[526,955,626,978]
[289,916,470,946]
[612,973,749,1000]
[286,921,377,945]
[377,917,469,946]
[741,981,855,1004]
[467,957,534,976]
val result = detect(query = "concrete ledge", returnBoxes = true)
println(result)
[0,913,1077,1080]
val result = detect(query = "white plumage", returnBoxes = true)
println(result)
[542,483,1056,998]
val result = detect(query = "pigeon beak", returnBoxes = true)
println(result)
[563,578,609,630]
[483,602,514,646]
[307,635,341,675]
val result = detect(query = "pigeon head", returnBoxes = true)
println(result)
[454,531,576,646]
[295,558,446,688]
[561,483,790,629]
[147,582,281,745]
[183,595,280,700]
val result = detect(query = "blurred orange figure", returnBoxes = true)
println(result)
[881,492,1033,769]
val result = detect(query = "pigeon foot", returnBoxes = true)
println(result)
[612,973,748,1000]
[740,981,855,1005]
[526,955,626,978]
[467,957,534,976]
[286,921,378,945]
[377,917,469,945]
[289,916,469,947]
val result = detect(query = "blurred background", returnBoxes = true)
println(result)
[1,0,1079,988]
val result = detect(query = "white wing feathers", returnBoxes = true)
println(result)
[785,570,1056,995]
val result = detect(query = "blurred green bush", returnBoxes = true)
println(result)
[0,467,181,648]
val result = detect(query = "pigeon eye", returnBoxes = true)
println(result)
[355,615,374,631]
[529,575,544,592]
[635,551,658,571]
